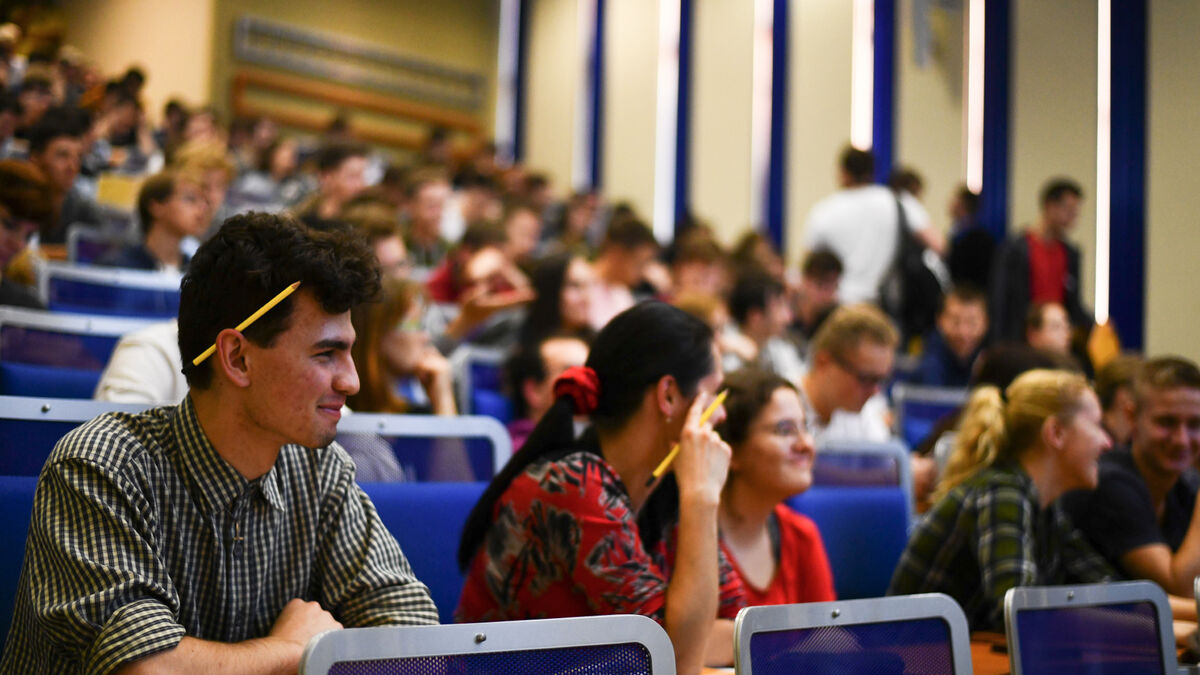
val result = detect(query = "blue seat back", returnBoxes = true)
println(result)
[893,385,969,450]
[360,481,486,624]
[48,277,180,318]
[0,362,101,400]
[0,324,121,369]
[787,485,911,599]
[471,389,513,425]
[0,476,36,643]
[0,414,89,475]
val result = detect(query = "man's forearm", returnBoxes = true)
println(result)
[114,636,305,675]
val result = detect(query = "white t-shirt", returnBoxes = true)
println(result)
[94,320,188,404]
[799,385,893,445]
[803,185,930,304]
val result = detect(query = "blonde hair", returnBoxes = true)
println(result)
[810,302,899,361]
[934,369,1090,501]
[171,140,236,181]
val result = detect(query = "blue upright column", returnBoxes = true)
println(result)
[588,0,606,190]
[765,0,789,251]
[979,0,1010,240]
[673,0,694,232]
[1108,0,1146,348]
[872,0,896,184]
[514,0,532,163]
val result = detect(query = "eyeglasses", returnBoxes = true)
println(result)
[755,420,805,440]
[831,352,890,389]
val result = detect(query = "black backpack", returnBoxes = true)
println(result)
[877,196,948,342]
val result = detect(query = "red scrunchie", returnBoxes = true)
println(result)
[553,365,601,415]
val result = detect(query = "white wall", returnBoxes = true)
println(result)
[61,0,216,122]
[1146,0,1200,362]
[690,0,754,245]
[895,0,965,236]
[602,0,659,220]
[524,0,583,196]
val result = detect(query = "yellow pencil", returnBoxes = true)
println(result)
[645,389,728,487]
[191,281,302,366]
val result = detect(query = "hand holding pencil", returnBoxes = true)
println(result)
[647,390,731,503]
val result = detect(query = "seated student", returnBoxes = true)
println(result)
[517,252,595,348]
[1094,353,1143,446]
[671,229,729,298]
[798,303,898,443]
[349,277,456,417]
[1062,357,1200,597]
[27,106,102,244]
[716,368,836,605]
[725,270,805,384]
[888,369,1114,631]
[1,213,437,673]
[504,333,590,450]
[0,159,53,308]
[403,167,452,267]
[500,198,542,267]
[98,170,207,271]
[789,248,842,344]
[1025,301,1072,355]
[910,285,989,388]
[456,302,743,674]
[587,215,659,330]
[292,141,369,231]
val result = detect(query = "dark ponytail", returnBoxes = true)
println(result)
[457,301,715,570]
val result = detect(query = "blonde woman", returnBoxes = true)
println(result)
[888,369,1113,630]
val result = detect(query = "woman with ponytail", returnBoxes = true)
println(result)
[888,369,1115,630]
[456,302,743,674]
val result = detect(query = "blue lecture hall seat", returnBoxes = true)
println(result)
[0,362,102,400]
[329,481,485,625]
[787,485,911,600]
[0,476,36,643]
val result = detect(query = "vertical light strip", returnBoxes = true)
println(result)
[850,0,875,149]
[749,0,774,228]
[572,0,598,191]
[965,0,986,193]
[494,0,521,165]
[652,0,681,242]
[1095,0,1111,324]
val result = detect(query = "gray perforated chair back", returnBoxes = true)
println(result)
[299,615,674,674]
[734,594,972,674]
[1005,581,1177,675]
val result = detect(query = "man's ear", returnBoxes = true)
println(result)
[213,329,252,388]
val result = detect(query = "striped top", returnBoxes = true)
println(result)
[1,397,438,674]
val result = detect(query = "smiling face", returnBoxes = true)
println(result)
[817,339,894,414]
[1052,390,1110,492]
[729,387,816,500]
[242,290,360,449]
[1132,385,1200,481]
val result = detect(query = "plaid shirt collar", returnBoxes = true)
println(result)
[171,396,285,515]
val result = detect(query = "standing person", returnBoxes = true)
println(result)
[2,213,438,673]
[456,302,742,674]
[716,368,835,606]
[803,145,940,304]
[990,178,1092,342]
[945,185,994,293]
[889,370,1114,630]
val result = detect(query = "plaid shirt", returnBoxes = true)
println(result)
[888,462,1115,631]
[1,397,438,674]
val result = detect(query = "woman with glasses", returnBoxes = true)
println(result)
[715,368,836,605]
[349,276,456,416]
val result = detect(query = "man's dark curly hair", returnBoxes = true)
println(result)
[179,211,381,389]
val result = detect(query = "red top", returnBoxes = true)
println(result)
[456,450,746,623]
[1026,232,1067,305]
[724,504,836,606]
